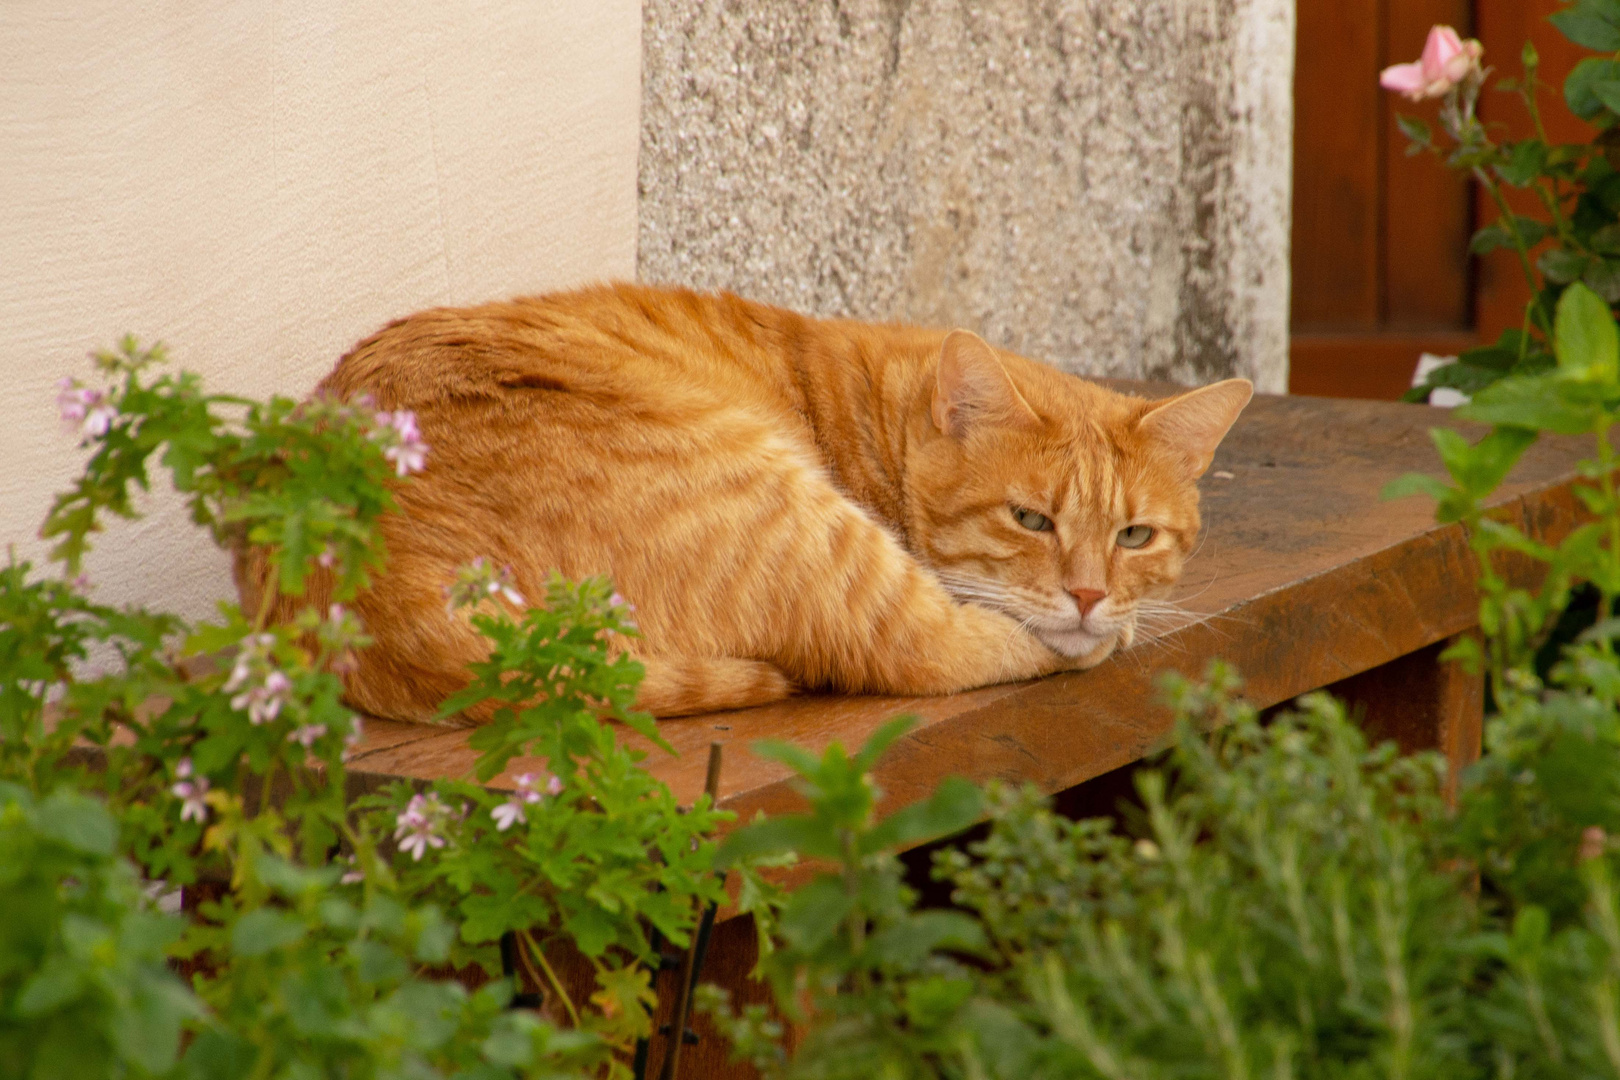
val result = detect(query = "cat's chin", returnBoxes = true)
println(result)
[1035,625,1118,664]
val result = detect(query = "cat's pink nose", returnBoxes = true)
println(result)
[1069,588,1106,616]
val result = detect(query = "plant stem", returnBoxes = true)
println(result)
[1599,424,1620,639]
[1534,178,1572,244]
[520,929,581,1028]
[1476,167,1553,337]
[841,829,868,996]
[252,564,281,632]
[259,761,277,822]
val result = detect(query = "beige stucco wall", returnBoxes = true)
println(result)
[0,1,641,623]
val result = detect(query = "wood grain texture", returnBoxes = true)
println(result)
[1289,0,1511,398]
[345,389,1588,834]
[1382,0,1475,330]
[1326,630,1485,802]
[1291,0,1383,330]
[1289,330,1477,399]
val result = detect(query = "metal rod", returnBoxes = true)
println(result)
[500,930,542,1010]
[657,741,724,1080]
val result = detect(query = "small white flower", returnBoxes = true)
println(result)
[56,379,118,441]
[385,440,428,477]
[224,658,251,695]
[288,723,327,748]
[83,404,117,438]
[171,760,210,823]
[546,774,564,796]
[338,855,363,885]
[56,377,86,423]
[445,559,526,612]
[491,800,526,831]
[389,410,421,442]
[224,633,277,694]
[374,408,429,476]
[394,792,451,861]
[232,668,291,726]
[484,575,525,607]
[491,772,552,831]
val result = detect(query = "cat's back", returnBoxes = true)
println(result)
[317,283,799,423]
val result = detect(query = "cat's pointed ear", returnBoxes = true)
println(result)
[1137,379,1253,479]
[932,330,1040,437]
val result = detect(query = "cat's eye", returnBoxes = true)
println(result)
[1012,507,1054,532]
[1116,525,1154,549]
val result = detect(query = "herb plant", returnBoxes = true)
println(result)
[694,276,1620,1078]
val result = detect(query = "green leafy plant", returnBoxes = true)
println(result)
[689,256,1620,1078]
[1,785,200,1079]
[362,572,731,1048]
[704,718,989,1078]
[2,340,739,1078]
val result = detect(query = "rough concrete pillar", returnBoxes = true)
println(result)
[638,0,1293,392]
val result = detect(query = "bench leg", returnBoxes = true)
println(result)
[1322,630,1484,803]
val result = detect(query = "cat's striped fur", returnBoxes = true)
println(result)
[239,284,1251,722]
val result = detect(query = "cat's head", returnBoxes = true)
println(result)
[908,330,1252,662]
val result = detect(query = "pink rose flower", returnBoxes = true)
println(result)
[1380,25,1483,101]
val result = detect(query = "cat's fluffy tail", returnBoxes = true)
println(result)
[633,655,794,717]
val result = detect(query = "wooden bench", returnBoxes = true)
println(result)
[341,387,1590,1079]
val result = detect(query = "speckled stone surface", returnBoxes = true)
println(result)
[638,0,1292,391]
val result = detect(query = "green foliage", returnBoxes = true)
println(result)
[3,342,744,1078]
[709,676,1620,1079]
[947,681,1473,1080]
[44,337,397,601]
[365,577,731,1047]
[1553,0,1620,53]
[696,241,1620,1078]
[705,718,989,1078]
[1,786,200,1079]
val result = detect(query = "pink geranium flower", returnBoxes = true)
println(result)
[491,772,552,831]
[287,723,327,748]
[56,378,117,441]
[372,409,429,476]
[394,792,453,860]
[1380,25,1483,101]
[171,759,211,823]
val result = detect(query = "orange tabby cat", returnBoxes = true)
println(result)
[241,283,1251,722]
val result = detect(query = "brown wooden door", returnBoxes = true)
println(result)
[1289,0,1588,399]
